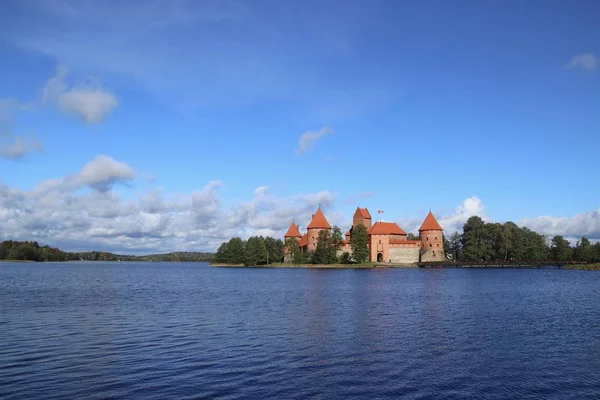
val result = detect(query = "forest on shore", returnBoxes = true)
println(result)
[0,240,214,262]
[213,216,600,266]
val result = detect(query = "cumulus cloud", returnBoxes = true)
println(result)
[296,127,334,155]
[42,65,118,123]
[0,156,340,253]
[521,209,600,241]
[395,196,488,235]
[35,154,137,193]
[565,53,598,72]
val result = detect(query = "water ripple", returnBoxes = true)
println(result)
[1,263,600,399]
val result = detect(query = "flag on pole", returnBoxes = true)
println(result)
[377,210,384,214]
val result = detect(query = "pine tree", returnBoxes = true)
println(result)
[350,224,369,263]
[245,236,267,266]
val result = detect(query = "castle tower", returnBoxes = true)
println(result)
[306,207,331,252]
[353,207,372,230]
[283,221,303,262]
[419,211,445,262]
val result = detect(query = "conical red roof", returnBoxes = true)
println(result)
[307,208,331,229]
[419,211,443,231]
[284,221,302,238]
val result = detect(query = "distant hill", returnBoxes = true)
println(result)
[0,240,214,262]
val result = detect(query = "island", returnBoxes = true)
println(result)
[212,206,600,270]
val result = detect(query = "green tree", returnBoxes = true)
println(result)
[314,229,335,264]
[0,243,7,259]
[461,216,487,261]
[214,242,229,263]
[550,235,572,262]
[448,232,462,260]
[226,237,246,264]
[350,224,369,263]
[574,237,594,262]
[407,232,419,241]
[292,248,310,264]
[331,226,344,251]
[264,237,284,264]
[8,243,40,261]
[245,236,267,266]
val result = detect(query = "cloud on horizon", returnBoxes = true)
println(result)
[1,155,598,254]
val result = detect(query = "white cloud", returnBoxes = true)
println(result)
[521,209,600,241]
[0,156,339,253]
[395,196,488,235]
[35,154,137,193]
[42,65,118,123]
[565,53,599,72]
[296,127,333,155]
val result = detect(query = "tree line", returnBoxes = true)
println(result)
[214,225,373,266]
[214,236,286,266]
[0,240,214,262]
[443,216,600,263]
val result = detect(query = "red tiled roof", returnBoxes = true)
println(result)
[368,221,407,235]
[307,208,331,229]
[419,211,443,231]
[358,207,372,219]
[284,221,302,238]
[299,234,308,247]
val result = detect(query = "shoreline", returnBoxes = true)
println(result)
[211,262,600,270]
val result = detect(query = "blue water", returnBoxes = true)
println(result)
[1,262,600,399]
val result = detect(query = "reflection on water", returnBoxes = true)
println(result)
[1,262,600,399]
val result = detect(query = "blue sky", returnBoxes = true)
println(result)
[0,0,599,252]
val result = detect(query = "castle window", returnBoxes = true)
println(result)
[430,244,432,248]
[437,244,440,247]
[435,237,437,240]
[379,240,381,244]
[426,237,429,241]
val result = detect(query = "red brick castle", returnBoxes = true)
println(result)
[284,207,444,264]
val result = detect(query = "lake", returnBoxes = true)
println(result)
[1,262,600,399]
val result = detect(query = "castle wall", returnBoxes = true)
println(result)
[307,228,325,252]
[389,246,420,264]
[420,249,445,262]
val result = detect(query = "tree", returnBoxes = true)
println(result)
[314,229,336,264]
[245,236,267,266]
[461,216,487,261]
[448,232,462,260]
[550,236,572,262]
[264,237,284,264]
[331,226,344,251]
[407,232,419,241]
[226,237,246,265]
[574,237,595,263]
[214,242,229,263]
[350,224,369,263]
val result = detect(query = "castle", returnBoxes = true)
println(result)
[284,207,445,264]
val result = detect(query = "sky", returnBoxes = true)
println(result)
[0,0,599,253]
